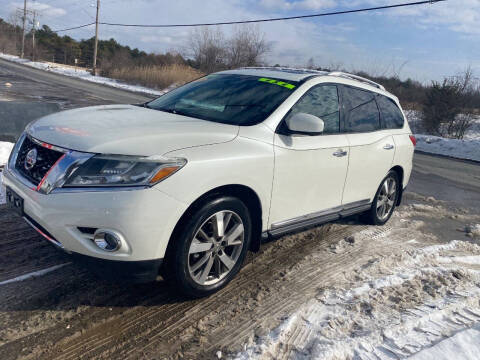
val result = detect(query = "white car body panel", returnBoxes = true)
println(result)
[160,132,275,233]
[342,131,396,205]
[269,133,349,226]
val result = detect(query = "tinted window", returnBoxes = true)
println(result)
[377,95,404,129]
[146,74,298,126]
[343,87,380,132]
[285,85,340,134]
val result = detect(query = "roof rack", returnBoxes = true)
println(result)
[327,71,385,91]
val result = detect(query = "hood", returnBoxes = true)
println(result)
[27,105,239,156]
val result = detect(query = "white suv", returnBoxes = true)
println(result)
[3,68,415,297]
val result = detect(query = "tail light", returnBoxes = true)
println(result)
[409,135,417,147]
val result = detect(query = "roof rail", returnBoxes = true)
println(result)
[240,66,328,75]
[328,72,385,91]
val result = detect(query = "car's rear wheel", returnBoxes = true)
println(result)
[167,196,251,297]
[366,171,399,225]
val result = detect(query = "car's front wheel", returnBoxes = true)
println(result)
[167,196,251,297]
[366,171,399,225]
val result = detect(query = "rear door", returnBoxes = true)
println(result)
[340,85,395,205]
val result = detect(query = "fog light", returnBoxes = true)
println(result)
[93,230,121,252]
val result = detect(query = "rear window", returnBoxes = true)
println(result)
[377,95,405,129]
[342,86,380,132]
[146,74,299,126]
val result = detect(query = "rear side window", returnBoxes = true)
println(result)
[285,85,340,134]
[377,95,405,129]
[342,86,380,132]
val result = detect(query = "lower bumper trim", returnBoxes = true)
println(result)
[23,215,64,248]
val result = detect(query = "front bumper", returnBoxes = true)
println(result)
[2,169,187,262]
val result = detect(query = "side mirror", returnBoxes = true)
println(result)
[286,112,324,134]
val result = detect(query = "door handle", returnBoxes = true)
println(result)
[333,149,348,157]
[383,144,394,150]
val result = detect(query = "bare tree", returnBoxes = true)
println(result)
[226,25,270,69]
[188,26,227,73]
[187,25,269,73]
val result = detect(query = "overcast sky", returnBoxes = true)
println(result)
[2,0,479,82]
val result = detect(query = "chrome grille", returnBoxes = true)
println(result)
[14,136,64,186]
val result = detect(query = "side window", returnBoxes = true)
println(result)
[377,95,405,129]
[285,85,340,134]
[343,87,381,132]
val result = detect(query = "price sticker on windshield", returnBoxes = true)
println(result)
[258,77,296,90]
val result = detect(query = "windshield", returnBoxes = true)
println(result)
[146,74,299,126]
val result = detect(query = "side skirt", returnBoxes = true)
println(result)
[264,200,371,240]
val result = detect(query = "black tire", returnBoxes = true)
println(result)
[166,196,252,298]
[365,171,400,226]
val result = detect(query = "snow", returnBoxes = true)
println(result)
[415,135,480,162]
[236,233,480,360]
[0,53,170,97]
[406,110,480,162]
[409,327,480,360]
[0,141,14,205]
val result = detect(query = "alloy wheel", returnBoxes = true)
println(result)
[376,177,397,221]
[187,211,244,286]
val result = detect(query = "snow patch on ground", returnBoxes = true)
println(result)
[236,235,480,360]
[415,135,480,162]
[409,326,480,360]
[0,53,170,97]
[0,141,14,204]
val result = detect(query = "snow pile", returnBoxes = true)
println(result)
[405,110,480,161]
[236,238,480,360]
[415,135,480,162]
[0,53,170,97]
[0,141,14,204]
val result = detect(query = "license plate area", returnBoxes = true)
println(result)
[5,187,24,216]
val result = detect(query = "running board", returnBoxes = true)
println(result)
[266,200,371,239]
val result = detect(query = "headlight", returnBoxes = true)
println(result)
[63,154,186,187]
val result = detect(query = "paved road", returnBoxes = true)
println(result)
[0,58,151,141]
[0,58,150,104]
[410,153,480,211]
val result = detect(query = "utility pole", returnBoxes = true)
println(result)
[21,0,27,58]
[32,10,37,61]
[92,0,100,75]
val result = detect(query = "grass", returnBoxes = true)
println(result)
[107,64,203,90]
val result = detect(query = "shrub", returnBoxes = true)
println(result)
[106,64,203,90]
[421,68,478,139]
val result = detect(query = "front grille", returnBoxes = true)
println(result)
[15,136,64,186]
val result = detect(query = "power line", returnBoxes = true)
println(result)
[53,0,447,32]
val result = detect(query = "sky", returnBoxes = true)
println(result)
[2,0,479,82]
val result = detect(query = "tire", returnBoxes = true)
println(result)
[365,171,400,226]
[167,196,252,298]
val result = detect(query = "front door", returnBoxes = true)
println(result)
[269,84,350,228]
